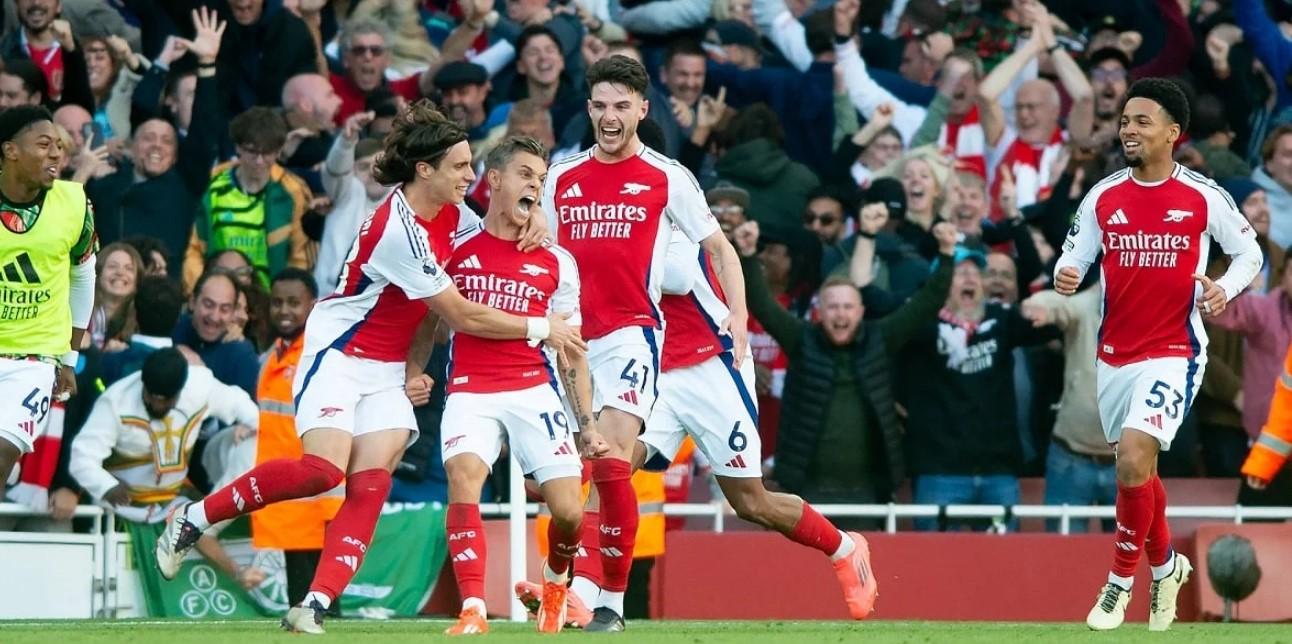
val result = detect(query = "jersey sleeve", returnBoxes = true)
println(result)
[665,164,720,243]
[1053,184,1103,280]
[455,204,483,244]
[541,167,560,237]
[370,215,454,300]
[551,246,582,327]
[70,197,99,264]
[1206,186,1264,301]
[661,224,700,295]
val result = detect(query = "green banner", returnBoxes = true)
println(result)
[126,502,447,619]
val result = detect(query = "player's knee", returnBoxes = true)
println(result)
[549,504,583,534]
[1114,443,1154,487]
[445,456,489,491]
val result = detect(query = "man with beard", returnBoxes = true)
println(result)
[279,73,342,173]
[900,248,1058,531]
[85,9,224,277]
[248,268,344,613]
[0,0,93,109]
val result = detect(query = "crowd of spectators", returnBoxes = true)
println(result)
[2,0,1291,544]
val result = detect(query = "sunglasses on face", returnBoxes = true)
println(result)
[711,205,744,216]
[1091,68,1127,83]
[803,211,839,226]
[349,45,386,57]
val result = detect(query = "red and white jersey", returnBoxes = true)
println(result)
[304,189,481,363]
[445,227,581,394]
[541,144,720,341]
[1056,165,1262,367]
[659,231,732,372]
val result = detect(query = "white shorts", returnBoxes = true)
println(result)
[0,357,55,454]
[589,326,662,423]
[440,384,582,484]
[293,350,419,446]
[1097,356,1206,450]
[640,353,761,478]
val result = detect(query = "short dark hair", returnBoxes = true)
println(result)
[485,135,547,172]
[192,268,242,302]
[586,55,649,97]
[0,104,52,144]
[134,276,184,337]
[663,39,706,70]
[517,25,562,60]
[1190,94,1229,140]
[0,59,47,104]
[803,10,834,56]
[1124,78,1190,133]
[230,106,288,152]
[374,99,467,185]
[141,347,189,399]
[720,103,783,149]
[272,267,319,299]
[123,236,171,273]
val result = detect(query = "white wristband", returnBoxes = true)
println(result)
[526,317,550,342]
[60,350,79,368]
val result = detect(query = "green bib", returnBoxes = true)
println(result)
[0,180,85,356]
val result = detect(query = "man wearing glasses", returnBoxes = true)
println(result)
[182,107,313,291]
[329,19,436,125]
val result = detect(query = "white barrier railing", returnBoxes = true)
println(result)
[4,498,1292,620]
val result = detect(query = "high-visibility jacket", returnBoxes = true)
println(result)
[536,464,666,559]
[250,335,343,550]
[1242,342,1292,484]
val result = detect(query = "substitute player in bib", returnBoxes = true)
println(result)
[440,136,610,636]
[0,105,97,489]
[154,103,585,635]
[540,55,747,631]
[1055,79,1262,631]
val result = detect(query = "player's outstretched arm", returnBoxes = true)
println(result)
[700,230,750,366]
[425,286,588,353]
[1209,192,1265,304]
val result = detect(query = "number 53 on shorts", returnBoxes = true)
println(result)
[1096,357,1204,450]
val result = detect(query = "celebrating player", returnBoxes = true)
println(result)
[0,106,97,489]
[540,55,747,631]
[440,136,609,635]
[1054,79,1262,631]
[154,103,585,635]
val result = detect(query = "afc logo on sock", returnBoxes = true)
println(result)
[342,535,368,553]
[449,530,478,540]
[600,525,622,536]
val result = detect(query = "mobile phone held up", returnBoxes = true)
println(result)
[82,121,105,150]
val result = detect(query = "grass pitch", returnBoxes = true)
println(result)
[0,619,1288,643]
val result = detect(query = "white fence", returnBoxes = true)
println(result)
[5,488,1292,621]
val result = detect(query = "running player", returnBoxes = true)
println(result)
[540,55,747,631]
[0,106,97,488]
[440,135,609,635]
[1054,79,1262,631]
[153,103,585,635]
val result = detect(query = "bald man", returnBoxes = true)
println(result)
[53,104,93,151]
[280,73,342,169]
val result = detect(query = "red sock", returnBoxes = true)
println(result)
[592,458,637,593]
[1112,480,1154,578]
[547,516,581,576]
[572,510,603,586]
[199,455,343,526]
[1146,475,1172,568]
[446,503,487,601]
[788,501,843,556]
[308,469,392,601]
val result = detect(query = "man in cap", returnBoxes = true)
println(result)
[435,60,510,147]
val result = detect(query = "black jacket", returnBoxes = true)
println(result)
[898,303,1060,476]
